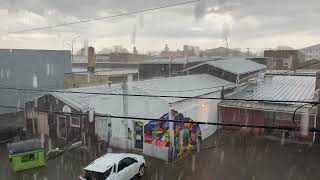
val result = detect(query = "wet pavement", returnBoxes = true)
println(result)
[2,131,320,180]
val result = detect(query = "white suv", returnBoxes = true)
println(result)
[79,153,146,180]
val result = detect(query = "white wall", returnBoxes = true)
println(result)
[171,91,221,140]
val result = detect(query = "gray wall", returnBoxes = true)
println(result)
[0,49,71,114]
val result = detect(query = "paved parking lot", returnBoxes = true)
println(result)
[1,131,320,180]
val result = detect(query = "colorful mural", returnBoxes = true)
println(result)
[144,110,201,160]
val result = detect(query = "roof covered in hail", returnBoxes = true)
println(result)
[51,74,235,118]
[184,58,266,75]
[219,75,317,113]
[205,58,266,75]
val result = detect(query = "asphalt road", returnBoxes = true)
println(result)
[2,131,320,180]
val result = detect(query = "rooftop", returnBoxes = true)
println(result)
[70,67,138,76]
[183,58,267,75]
[219,75,317,114]
[51,74,235,118]
[206,58,266,75]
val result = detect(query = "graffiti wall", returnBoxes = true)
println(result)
[144,110,201,160]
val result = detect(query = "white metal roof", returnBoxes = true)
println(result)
[51,74,235,118]
[205,58,267,75]
[219,75,317,113]
[71,67,138,75]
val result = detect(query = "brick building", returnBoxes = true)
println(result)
[264,50,306,70]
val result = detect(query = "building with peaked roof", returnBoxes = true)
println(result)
[182,58,267,84]
[25,74,236,160]
[218,73,318,142]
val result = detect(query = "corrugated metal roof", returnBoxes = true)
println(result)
[228,75,316,101]
[71,67,138,75]
[205,58,267,75]
[219,75,317,112]
[51,74,235,118]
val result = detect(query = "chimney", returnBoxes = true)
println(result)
[87,46,96,73]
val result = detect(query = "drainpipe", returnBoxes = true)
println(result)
[169,105,175,161]
[236,74,240,86]
[122,78,129,149]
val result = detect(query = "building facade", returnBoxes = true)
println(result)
[218,74,318,142]
[300,44,320,60]
[0,49,71,114]
[264,50,306,70]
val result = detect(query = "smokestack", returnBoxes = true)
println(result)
[87,46,96,73]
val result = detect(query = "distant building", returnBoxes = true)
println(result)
[264,50,306,70]
[137,57,215,80]
[300,44,320,60]
[160,44,198,58]
[182,58,267,84]
[203,47,243,57]
[65,47,138,89]
[218,73,318,142]
[74,53,150,63]
[0,49,71,114]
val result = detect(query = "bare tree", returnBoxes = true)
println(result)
[222,23,231,56]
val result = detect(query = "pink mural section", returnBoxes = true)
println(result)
[144,110,201,160]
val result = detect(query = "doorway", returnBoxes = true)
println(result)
[134,122,143,150]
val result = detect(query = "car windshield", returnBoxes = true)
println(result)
[84,167,112,180]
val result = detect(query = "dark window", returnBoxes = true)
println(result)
[84,168,111,180]
[117,157,137,172]
[21,153,36,163]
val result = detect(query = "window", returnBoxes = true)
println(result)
[21,153,36,163]
[57,116,67,139]
[273,61,277,67]
[70,117,80,128]
[283,60,289,68]
[117,157,137,172]
[0,68,3,79]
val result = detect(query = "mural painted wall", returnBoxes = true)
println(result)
[144,110,201,160]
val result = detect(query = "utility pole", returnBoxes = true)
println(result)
[122,77,129,147]
[169,57,173,77]
[169,106,175,161]
[71,36,80,62]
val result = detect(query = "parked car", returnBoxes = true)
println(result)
[79,153,146,180]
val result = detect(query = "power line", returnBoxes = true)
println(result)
[0,86,318,104]
[9,0,199,34]
[0,104,319,132]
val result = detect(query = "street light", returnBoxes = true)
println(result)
[70,36,80,62]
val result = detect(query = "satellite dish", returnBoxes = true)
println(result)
[62,105,71,113]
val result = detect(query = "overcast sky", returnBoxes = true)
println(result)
[0,0,319,53]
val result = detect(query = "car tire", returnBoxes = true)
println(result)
[138,164,145,177]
